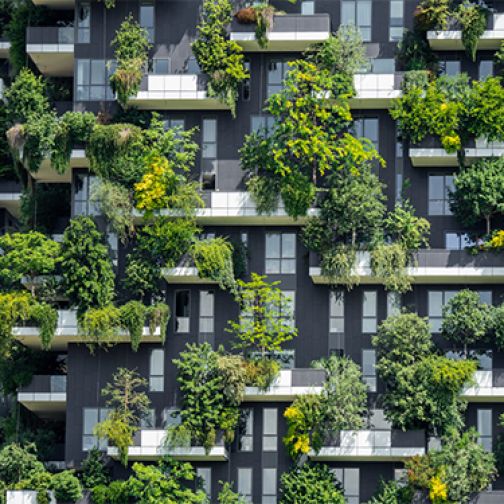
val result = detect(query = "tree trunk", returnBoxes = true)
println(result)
[485,215,491,236]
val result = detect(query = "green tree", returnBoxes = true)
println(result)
[279,462,345,504]
[80,448,110,489]
[218,481,248,503]
[449,157,504,235]
[94,368,150,466]
[441,289,492,355]
[0,232,60,296]
[227,273,298,358]
[60,216,115,315]
[51,471,83,503]
[128,457,207,504]
[366,480,413,504]
[0,443,45,485]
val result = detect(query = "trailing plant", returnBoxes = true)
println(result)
[227,273,298,358]
[0,292,32,357]
[456,0,490,61]
[192,0,249,115]
[28,302,57,350]
[110,15,151,109]
[119,301,147,352]
[415,0,451,31]
[396,30,437,72]
[251,3,276,49]
[146,302,170,343]
[320,244,359,290]
[370,242,412,293]
[243,357,281,390]
[90,180,135,244]
[279,462,345,504]
[94,368,150,466]
[60,216,115,315]
[78,304,121,349]
[191,237,236,291]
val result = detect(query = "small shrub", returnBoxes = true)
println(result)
[51,470,83,503]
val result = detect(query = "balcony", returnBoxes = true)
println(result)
[244,368,325,401]
[350,73,403,109]
[461,370,504,402]
[13,309,162,350]
[26,27,74,77]
[309,250,504,285]
[161,254,217,285]
[17,375,67,416]
[107,430,228,462]
[7,491,56,504]
[32,0,75,7]
[35,149,88,183]
[0,39,10,59]
[427,13,504,51]
[310,429,426,462]
[230,14,330,52]
[409,138,504,167]
[127,74,230,110]
[0,180,23,218]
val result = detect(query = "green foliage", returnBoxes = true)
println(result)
[251,3,275,49]
[119,300,147,351]
[28,302,57,350]
[441,289,492,353]
[191,237,236,291]
[241,58,383,218]
[60,216,115,315]
[396,30,437,72]
[123,253,161,302]
[128,457,207,503]
[94,368,150,466]
[305,24,369,76]
[320,244,359,290]
[244,358,281,390]
[110,14,151,108]
[78,304,121,348]
[449,157,504,234]
[218,481,248,503]
[90,180,135,244]
[227,273,298,357]
[80,448,110,489]
[0,232,60,295]
[232,239,248,279]
[371,243,412,293]
[456,0,490,61]
[147,302,170,343]
[384,202,431,251]
[279,462,345,504]
[0,443,45,485]
[172,343,243,451]
[51,470,83,503]
[373,313,477,435]
[415,0,451,30]
[406,429,497,503]
[284,355,367,458]
[366,479,414,504]
[192,0,249,115]
[92,480,131,504]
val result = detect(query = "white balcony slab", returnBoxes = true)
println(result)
[0,192,22,217]
[7,491,55,504]
[26,44,74,77]
[428,14,504,50]
[13,309,162,350]
[0,41,10,59]
[161,266,218,285]
[32,0,74,7]
[107,430,228,461]
[350,74,402,109]
[17,392,67,413]
[461,371,504,402]
[410,144,504,167]
[230,30,329,52]
[34,149,88,183]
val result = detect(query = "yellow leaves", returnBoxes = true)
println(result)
[134,154,173,212]
[440,103,448,112]
[429,474,448,503]
[488,230,504,249]
[284,405,301,421]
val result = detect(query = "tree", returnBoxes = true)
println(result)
[94,368,150,466]
[0,443,45,485]
[367,480,413,504]
[80,448,110,489]
[241,59,383,218]
[279,462,345,504]
[441,289,492,355]
[128,457,207,504]
[218,482,248,504]
[60,216,115,315]
[227,273,298,358]
[406,429,496,503]
[449,157,504,235]
[0,232,60,296]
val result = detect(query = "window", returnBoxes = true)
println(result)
[428,290,492,332]
[354,118,379,151]
[301,1,315,15]
[428,174,454,216]
[329,291,345,333]
[197,468,211,497]
[175,290,190,333]
[362,291,377,333]
[262,468,277,504]
[202,118,217,190]
[262,408,277,452]
[362,349,377,392]
[445,232,474,250]
[251,115,275,134]
[387,292,401,317]
[333,468,359,504]
[149,58,170,74]
[267,60,290,97]
[242,59,251,101]
[149,349,164,392]
[199,290,214,334]
[77,3,91,43]
[163,118,185,132]
[162,407,181,429]
[396,140,404,202]
[368,58,395,73]
[140,409,155,428]
[265,233,296,274]
[440,60,461,76]
[140,2,154,43]
[389,0,404,41]
[477,409,492,451]
[76,59,115,101]
[238,468,253,502]
[239,409,254,452]
[341,0,372,41]
[73,173,100,216]
[83,408,109,451]
[479,60,493,80]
